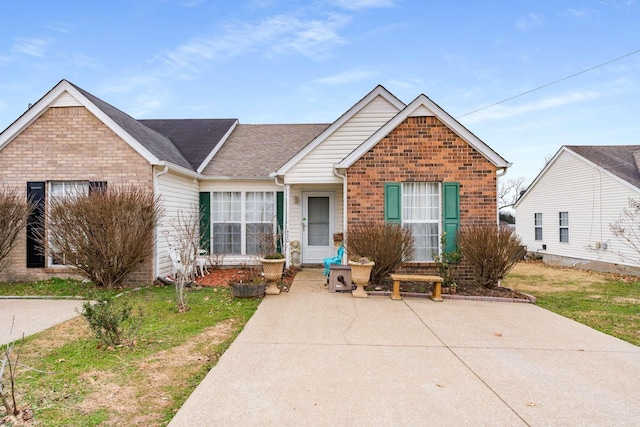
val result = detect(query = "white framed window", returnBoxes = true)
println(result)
[211,192,241,254]
[534,213,543,241]
[245,192,275,255]
[402,182,441,262]
[559,211,569,243]
[211,191,276,255]
[49,181,90,266]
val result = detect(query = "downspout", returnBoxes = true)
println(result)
[333,166,347,265]
[153,165,169,279]
[273,175,288,267]
[496,166,508,226]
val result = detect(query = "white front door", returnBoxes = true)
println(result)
[302,192,335,264]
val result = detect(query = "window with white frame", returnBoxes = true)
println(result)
[49,181,90,265]
[245,192,275,255]
[559,211,569,243]
[534,212,543,241]
[211,191,276,255]
[402,182,440,262]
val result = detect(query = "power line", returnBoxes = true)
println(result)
[458,48,640,118]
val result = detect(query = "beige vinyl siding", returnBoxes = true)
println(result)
[51,92,83,107]
[155,170,200,277]
[285,95,400,184]
[287,184,343,251]
[516,150,640,267]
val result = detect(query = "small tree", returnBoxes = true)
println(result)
[458,224,526,289]
[0,187,35,275]
[165,208,202,312]
[80,298,142,348]
[1,319,21,419]
[345,221,415,285]
[43,185,162,288]
[609,198,640,266]
[433,233,461,288]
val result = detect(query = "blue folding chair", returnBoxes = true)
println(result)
[323,245,345,276]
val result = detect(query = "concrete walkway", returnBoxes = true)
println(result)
[0,298,84,345]
[170,269,640,426]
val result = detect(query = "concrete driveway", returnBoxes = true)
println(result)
[0,298,84,345]
[170,269,640,426]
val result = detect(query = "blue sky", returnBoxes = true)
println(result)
[1,0,638,184]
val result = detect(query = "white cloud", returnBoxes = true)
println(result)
[45,22,72,34]
[600,0,636,8]
[565,8,599,21]
[12,38,52,58]
[515,13,543,31]
[159,13,349,75]
[330,0,397,10]
[464,89,602,123]
[181,0,205,7]
[316,68,378,84]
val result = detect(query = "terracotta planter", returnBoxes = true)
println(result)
[348,260,374,298]
[261,258,286,295]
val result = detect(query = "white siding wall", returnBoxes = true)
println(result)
[516,150,640,267]
[155,171,200,278]
[287,184,343,250]
[285,95,400,184]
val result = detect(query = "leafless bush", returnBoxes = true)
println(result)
[609,198,640,266]
[0,187,35,274]
[165,208,202,312]
[458,225,526,288]
[1,319,21,418]
[42,185,162,288]
[345,221,415,284]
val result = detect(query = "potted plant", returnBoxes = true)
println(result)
[348,256,375,298]
[261,252,285,295]
[231,280,266,298]
[231,265,265,298]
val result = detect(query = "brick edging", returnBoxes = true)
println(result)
[366,290,536,304]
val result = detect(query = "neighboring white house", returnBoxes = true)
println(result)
[515,145,640,275]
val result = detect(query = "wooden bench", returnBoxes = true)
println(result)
[389,274,444,302]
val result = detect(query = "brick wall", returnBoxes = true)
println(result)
[0,106,155,285]
[346,116,498,284]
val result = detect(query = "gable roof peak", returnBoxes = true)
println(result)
[273,84,406,176]
[338,92,511,169]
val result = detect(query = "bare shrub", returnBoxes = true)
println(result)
[80,298,142,348]
[0,187,35,274]
[345,221,415,284]
[165,208,202,312]
[458,225,526,288]
[609,198,640,266]
[43,185,162,288]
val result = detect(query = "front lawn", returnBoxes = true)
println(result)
[0,283,261,426]
[503,261,640,346]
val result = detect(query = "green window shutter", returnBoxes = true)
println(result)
[199,192,211,251]
[384,183,402,224]
[442,182,460,252]
[276,191,284,253]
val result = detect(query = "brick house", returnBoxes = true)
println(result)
[0,80,510,285]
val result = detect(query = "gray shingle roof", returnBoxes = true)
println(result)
[140,119,237,170]
[567,145,640,189]
[201,124,330,178]
[71,82,237,171]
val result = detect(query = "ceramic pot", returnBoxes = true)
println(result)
[348,260,374,298]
